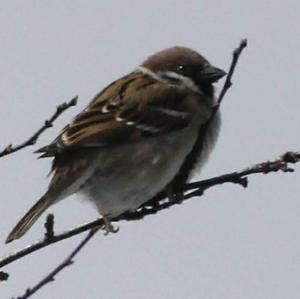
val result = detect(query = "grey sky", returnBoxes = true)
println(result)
[0,1,299,298]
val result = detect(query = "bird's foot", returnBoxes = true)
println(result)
[102,216,119,235]
[167,187,184,203]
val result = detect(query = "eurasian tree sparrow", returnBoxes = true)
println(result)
[6,46,225,243]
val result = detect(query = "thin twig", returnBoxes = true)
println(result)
[216,39,247,106]
[0,96,77,158]
[120,150,300,219]
[1,219,105,269]
[1,150,299,269]
[205,39,247,127]
[15,228,99,299]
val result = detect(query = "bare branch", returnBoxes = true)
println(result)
[1,150,299,269]
[15,228,99,299]
[204,39,247,127]
[217,39,247,106]
[1,219,104,269]
[120,150,300,219]
[0,96,77,158]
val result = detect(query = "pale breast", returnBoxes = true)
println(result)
[79,109,209,217]
[190,109,221,178]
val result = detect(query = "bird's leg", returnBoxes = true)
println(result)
[102,216,119,235]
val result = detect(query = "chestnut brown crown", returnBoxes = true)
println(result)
[142,46,226,88]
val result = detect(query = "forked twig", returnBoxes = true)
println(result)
[0,96,77,158]
[15,228,99,299]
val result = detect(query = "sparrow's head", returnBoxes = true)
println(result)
[141,46,226,96]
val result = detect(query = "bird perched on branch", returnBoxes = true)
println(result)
[6,46,225,243]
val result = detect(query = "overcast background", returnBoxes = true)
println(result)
[0,1,299,298]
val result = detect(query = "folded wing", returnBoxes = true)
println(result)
[36,73,193,157]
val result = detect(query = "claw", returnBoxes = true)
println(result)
[102,216,119,235]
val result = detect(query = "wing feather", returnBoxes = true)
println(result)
[37,72,194,157]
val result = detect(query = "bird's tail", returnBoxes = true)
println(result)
[6,195,53,243]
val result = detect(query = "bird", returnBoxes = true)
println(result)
[6,46,226,243]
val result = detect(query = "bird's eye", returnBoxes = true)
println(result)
[176,65,194,77]
[176,65,186,74]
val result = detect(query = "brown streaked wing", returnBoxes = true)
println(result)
[37,73,193,157]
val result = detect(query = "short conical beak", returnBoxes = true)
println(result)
[200,65,226,83]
